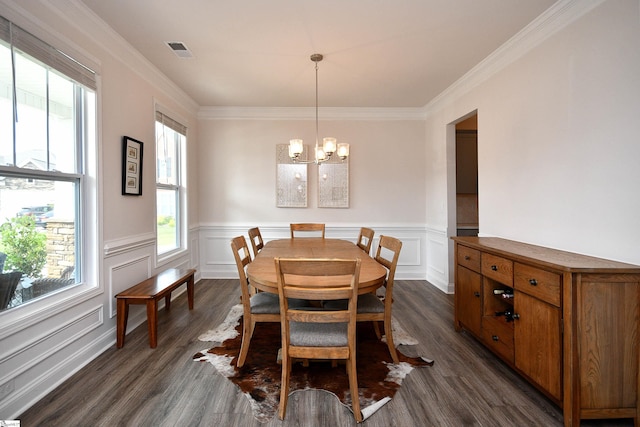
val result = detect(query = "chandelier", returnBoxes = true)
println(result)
[288,54,349,164]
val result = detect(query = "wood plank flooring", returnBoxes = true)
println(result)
[18,279,635,426]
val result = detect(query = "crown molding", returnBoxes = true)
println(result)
[0,0,102,73]
[14,0,200,115]
[423,0,607,117]
[198,106,427,121]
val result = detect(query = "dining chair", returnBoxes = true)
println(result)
[230,235,281,368]
[289,223,325,238]
[324,235,402,363]
[275,257,362,422]
[248,227,264,258]
[356,227,374,254]
[0,271,23,310]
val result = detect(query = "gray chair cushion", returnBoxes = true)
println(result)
[250,292,310,314]
[356,293,385,313]
[323,293,385,313]
[250,292,280,314]
[290,321,348,347]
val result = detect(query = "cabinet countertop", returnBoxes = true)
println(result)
[452,236,640,273]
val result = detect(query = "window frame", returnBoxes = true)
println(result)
[0,14,100,324]
[154,107,187,263]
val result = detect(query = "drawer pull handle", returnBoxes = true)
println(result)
[529,279,538,286]
[473,292,480,297]
[513,313,520,320]
[464,255,470,260]
[491,265,498,271]
[492,335,499,341]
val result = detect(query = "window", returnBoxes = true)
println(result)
[0,16,96,310]
[155,111,186,257]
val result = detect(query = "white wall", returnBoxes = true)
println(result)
[424,0,640,293]
[195,115,430,282]
[197,117,426,224]
[2,0,639,419]
[0,0,199,418]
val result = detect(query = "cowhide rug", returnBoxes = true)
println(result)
[194,304,434,423]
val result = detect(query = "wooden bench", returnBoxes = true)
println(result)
[115,268,196,348]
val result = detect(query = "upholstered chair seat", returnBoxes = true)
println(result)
[289,321,349,347]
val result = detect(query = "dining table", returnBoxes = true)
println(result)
[247,238,387,294]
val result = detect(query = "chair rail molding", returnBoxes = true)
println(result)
[197,224,428,281]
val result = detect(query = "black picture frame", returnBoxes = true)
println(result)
[122,136,143,196]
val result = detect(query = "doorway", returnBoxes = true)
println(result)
[455,114,478,236]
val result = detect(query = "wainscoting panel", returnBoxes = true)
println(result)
[103,233,196,319]
[426,226,453,293]
[0,305,102,384]
[0,304,105,417]
[108,256,152,318]
[197,224,428,280]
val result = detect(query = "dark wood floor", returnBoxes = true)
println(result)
[18,279,635,426]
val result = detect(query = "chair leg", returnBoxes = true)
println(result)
[372,320,382,339]
[279,352,292,420]
[347,355,362,422]
[237,317,255,367]
[384,318,399,364]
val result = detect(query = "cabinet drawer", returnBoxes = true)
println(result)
[514,263,561,307]
[457,245,480,273]
[482,316,514,362]
[481,253,513,286]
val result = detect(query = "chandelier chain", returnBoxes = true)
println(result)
[288,53,348,164]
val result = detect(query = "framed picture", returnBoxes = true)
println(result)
[318,154,349,208]
[122,136,143,196]
[276,144,308,207]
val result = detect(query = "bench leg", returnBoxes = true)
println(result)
[116,298,128,349]
[147,299,158,348]
[187,275,194,310]
[165,293,171,311]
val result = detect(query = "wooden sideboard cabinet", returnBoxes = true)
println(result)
[452,236,640,427]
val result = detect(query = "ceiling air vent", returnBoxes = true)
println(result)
[165,41,194,59]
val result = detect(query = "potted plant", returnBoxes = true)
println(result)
[0,215,47,278]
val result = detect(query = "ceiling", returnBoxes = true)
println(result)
[80,0,558,108]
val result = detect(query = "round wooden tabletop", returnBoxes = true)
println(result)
[246,238,387,294]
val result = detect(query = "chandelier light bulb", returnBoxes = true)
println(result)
[287,54,349,165]
[323,137,336,154]
[289,139,303,158]
[337,143,349,159]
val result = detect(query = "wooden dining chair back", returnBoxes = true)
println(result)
[356,227,374,254]
[325,235,403,362]
[248,227,264,258]
[0,271,22,310]
[364,235,402,363]
[275,257,363,422]
[289,223,325,238]
[230,235,281,367]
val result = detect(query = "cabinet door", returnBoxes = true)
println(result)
[456,265,482,337]
[514,291,562,400]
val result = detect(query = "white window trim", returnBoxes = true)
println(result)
[154,103,187,266]
[0,13,102,335]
